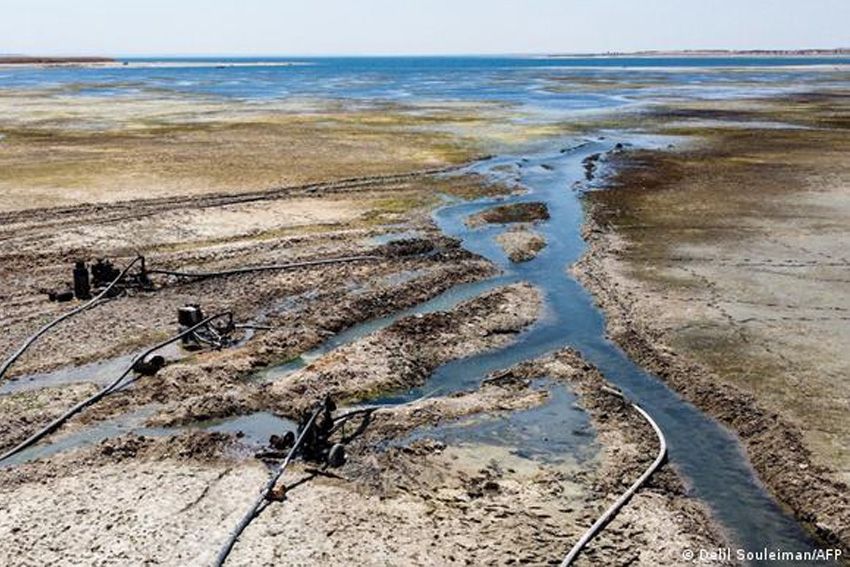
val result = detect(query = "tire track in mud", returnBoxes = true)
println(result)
[0,165,469,244]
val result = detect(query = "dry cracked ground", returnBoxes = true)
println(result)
[2,84,844,565]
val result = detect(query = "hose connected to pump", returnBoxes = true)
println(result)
[0,252,387,383]
[213,404,324,567]
[213,390,439,566]
[0,312,232,465]
[0,255,145,382]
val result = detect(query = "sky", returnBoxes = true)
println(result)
[1,0,848,56]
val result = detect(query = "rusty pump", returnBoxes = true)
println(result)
[260,396,357,471]
[177,304,236,350]
[49,256,153,302]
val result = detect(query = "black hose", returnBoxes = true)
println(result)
[0,255,144,382]
[560,387,667,565]
[213,405,323,567]
[213,389,440,565]
[147,255,382,280]
[0,312,232,465]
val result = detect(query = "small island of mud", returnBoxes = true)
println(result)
[466,202,550,228]
[495,227,547,262]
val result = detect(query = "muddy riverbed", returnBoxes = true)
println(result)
[574,92,850,556]
[0,134,829,567]
[0,134,737,566]
[1,67,848,564]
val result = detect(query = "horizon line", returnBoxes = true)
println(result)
[4,47,850,59]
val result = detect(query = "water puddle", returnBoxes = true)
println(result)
[162,411,297,448]
[400,380,598,468]
[0,342,184,396]
[0,406,161,468]
[3,134,831,562]
[1,407,296,469]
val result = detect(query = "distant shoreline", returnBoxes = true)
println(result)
[2,50,848,68]
[545,48,850,58]
[0,56,115,66]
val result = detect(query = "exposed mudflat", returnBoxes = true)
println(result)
[466,201,550,228]
[268,282,541,415]
[574,92,850,554]
[0,349,729,566]
[0,164,521,453]
[3,67,846,565]
[495,227,547,262]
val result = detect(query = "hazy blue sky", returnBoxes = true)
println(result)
[2,0,848,56]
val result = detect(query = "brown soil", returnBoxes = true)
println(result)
[573,92,850,554]
[266,282,541,415]
[494,227,547,262]
[467,201,550,227]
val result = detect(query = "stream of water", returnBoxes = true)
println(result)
[414,141,827,563]
[4,139,828,565]
[287,138,826,563]
[3,56,846,564]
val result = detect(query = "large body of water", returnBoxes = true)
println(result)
[3,55,848,111]
[3,57,847,564]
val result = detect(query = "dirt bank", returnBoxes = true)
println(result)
[466,201,550,228]
[494,227,547,262]
[267,282,540,415]
[573,92,850,554]
[0,347,728,565]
